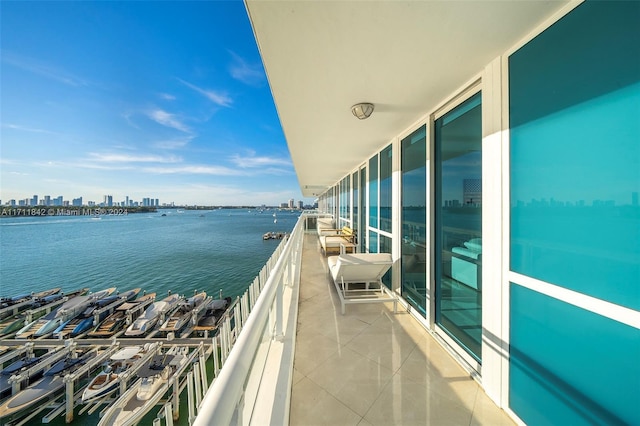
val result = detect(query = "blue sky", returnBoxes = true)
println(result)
[1,1,309,206]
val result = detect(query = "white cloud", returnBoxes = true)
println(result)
[142,165,245,176]
[177,78,232,107]
[159,93,176,101]
[146,109,190,133]
[88,152,182,163]
[2,51,88,87]
[228,51,265,87]
[2,123,59,135]
[229,153,292,169]
[152,137,192,150]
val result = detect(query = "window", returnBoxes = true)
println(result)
[401,126,427,315]
[435,92,482,361]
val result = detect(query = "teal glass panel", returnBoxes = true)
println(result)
[510,283,640,425]
[369,231,378,254]
[380,145,393,233]
[435,92,482,361]
[369,155,378,228]
[401,125,427,315]
[360,167,367,253]
[509,1,640,310]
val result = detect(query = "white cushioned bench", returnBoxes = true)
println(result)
[327,253,397,314]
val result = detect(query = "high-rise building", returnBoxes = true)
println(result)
[72,197,83,207]
[31,195,38,206]
[288,198,294,209]
[103,195,113,207]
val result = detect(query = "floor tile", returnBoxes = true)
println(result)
[307,346,394,416]
[290,377,362,426]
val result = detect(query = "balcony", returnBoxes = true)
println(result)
[196,215,513,425]
[290,233,512,425]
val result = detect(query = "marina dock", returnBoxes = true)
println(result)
[0,289,234,426]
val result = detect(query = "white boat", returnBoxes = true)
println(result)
[87,293,156,338]
[81,345,147,403]
[97,346,188,426]
[124,294,180,336]
[159,292,207,333]
[0,350,95,421]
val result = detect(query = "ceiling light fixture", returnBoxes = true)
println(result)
[351,103,374,120]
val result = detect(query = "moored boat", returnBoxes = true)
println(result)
[81,345,147,403]
[159,291,207,333]
[193,297,232,332]
[87,293,156,338]
[32,287,116,338]
[0,349,96,421]
[0,353,49,398]
[0,288,62,321]
[124,293,181,337]
[53,288,139,339]
[97,346,188,426]
[12,288,90,339]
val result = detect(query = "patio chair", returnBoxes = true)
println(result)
[327,253,398,314]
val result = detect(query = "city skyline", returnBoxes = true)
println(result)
[1,2,315,206]
[2,191,308,209]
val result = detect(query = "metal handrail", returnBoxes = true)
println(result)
[193,214,305,425]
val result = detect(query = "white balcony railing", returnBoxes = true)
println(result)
[193,213,309,425]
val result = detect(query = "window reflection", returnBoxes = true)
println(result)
[401,126,427,315]
[435,92,483,361]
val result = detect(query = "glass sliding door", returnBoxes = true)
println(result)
[435,92,483,361]
[359,166,367,253]
[368,155,378,229]
[380,145,393,233]
[401,125,427,316]
[352,170,359,244]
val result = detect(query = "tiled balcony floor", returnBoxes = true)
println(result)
[290,234,514,426]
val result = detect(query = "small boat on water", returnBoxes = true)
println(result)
[97,346,188,426]
[159,292,207,333]
[0,349,96,421]
[81,345,148,403]
[124,294,181,337]
[87,293,156,338]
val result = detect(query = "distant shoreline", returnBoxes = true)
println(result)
[0,206,157,218]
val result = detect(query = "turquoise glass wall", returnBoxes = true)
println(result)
[509,1,640,310]
[380,145,393,233]
[510,284,640,425]
[509,2,640,425]
[401,126,427,315]
[368,155,379,229]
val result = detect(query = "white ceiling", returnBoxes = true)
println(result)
[245,0,570,197]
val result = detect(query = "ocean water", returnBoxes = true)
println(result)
[0,208,300,300]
